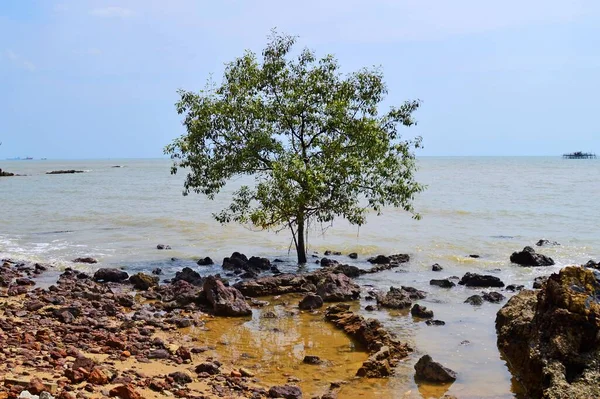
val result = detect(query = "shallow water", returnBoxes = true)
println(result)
[1,157,599,398]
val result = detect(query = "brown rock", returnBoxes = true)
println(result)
[203,276,252,317]
[109,384,142,399]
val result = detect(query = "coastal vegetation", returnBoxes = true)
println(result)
[165,31,424,264]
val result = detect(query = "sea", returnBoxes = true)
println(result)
[1,157,598,398]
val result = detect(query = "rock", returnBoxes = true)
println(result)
[46,170,84,174]
[367,254,410,264]
[0,168,15,176]
[533,275,548,289]
[510,246,555,266]
[411,304,433,319]
[26,377,46,395]
[93,268,129,283]
[536,239,560,247]
[156,244,171,250]
[425,319,446,326]
[464,295,484,306]
[234,274,313,297]
[430,279,455,288]
[483,291,505,303]
[458,272,505,288]
[108,384,142,399]
[148,349,170,359]
[348,253,358,259]
[222,252,249,270]
[195,362,220,375]
[197,257,214,266]
[506,284,524,292]
[431,263,443,271]
[151,268,162,275]
[303,355,323,365]
[414,355,457,383]
[468,254,480,258]
[203,276,252,316]
[584,259,600,270]
[168,371,192,385]
[72,257,97,264]
[320,258,338,267]
[129,273,159,290]
[298,293,324,310]
[248,256,271,270]
[376,286,425,309]
[327,264,362,278]
[325,304,411,377]
[88,368,111,385]
[172,267,203,286]
[496,266,600,398]
[268,385,302,398]
[316,273,360,302]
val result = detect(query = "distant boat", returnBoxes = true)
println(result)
[24,157,33,160]
[562,151,596,159]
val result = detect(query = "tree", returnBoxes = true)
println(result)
[165,31,424,264]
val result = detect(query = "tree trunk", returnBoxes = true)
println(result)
[296,215,307,264]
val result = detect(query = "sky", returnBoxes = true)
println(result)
[0,0,599,158]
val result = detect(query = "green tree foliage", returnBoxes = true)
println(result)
[165,32,424,264]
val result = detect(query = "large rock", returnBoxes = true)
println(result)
[367,254,410,265]
[496,266,600,398]
[72,257,97,264]
[129,273,159,290]
[203,276,251,317]
[536,239,560,247]
[0,168,15,177]
[234,274,314,297]
[93,268,129,283]
[316,273,360,302]
[268,385,302,398]
[325,304,411,378]
[172,267,203,286]
[298,293,324,310]
[510,246,555,266]
[376,286,426,309]
[458,272,504,288]
[414,355,457,383]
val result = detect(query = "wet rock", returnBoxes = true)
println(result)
[197,257,214,266]
[468,254,480,258]
[303,355,323,365]
[348,253,358,259]
[367,254,410,265]
[414,355,457,383]
[151,268,162,275]
[172,267,203,286]
[248,256,271,270]
[316,273,360,302]
[411,304,434,319]
[431,263,443,271]
[365,305,376,311]
[268,385,302,398]
[72,257,97,264]
[16,277,35,286]
[234,274,313,297]
[430,279,455,288]
[108,384,142,399]
[129,273,159,290]
[327,264,362,278]
[320,258,338,267]
[458,272,505,288]
[156,244,171,250]
[483,291,505,303]
[0,168,15,176]
[510,246,555,266]
[584,260,600,270]
[324,250,342,256]
[533,275,549,289]
[203,276,252,316]
[425,319,446,326]
[376,286,425,309]
[506,284,524,292]
[46,170,84,174]
[536,239,560,247]
[325,304,411,378]
[464,295,484,306]
[496,266,600,398]
[93,268,129,283]
[298,293,324,310]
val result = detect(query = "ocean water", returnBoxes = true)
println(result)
[1,156,599,398]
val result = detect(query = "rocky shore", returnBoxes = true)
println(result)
[1,241,593,399]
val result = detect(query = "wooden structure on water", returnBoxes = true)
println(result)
[562,151,596,159]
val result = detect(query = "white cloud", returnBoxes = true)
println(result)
[5,49,35,71]
[90,6,133,18]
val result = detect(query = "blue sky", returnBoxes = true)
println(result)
[0,0,599,158]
